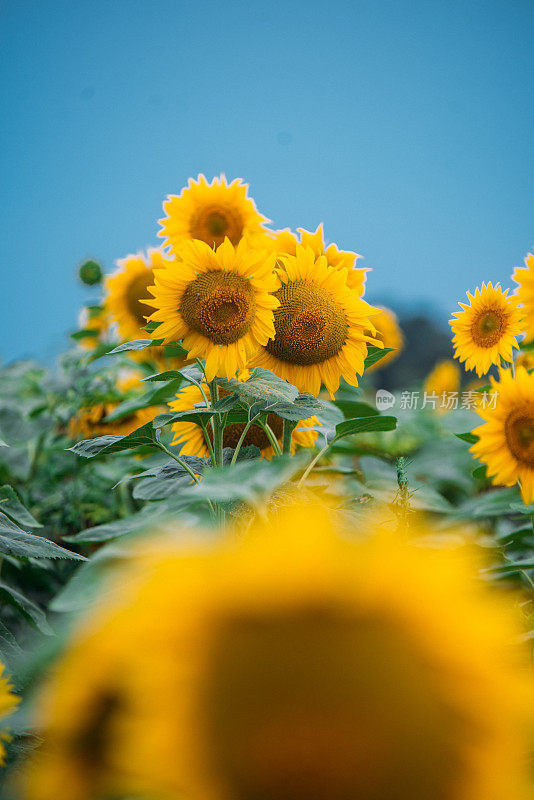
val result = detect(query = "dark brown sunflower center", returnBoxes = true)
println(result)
[223,415,283,451]
[71,689,122,772]
[265,280,348,366]
[504,406,534,466]
[470,308,506,348]
[180,271,256,345]
[126,271,154,328]
[201,611,466,800]
[190,204,244,247]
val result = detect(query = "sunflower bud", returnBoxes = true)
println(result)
[78,259,103,286]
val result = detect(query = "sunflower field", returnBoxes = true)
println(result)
[2,174,534,800]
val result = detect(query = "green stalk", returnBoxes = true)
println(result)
[158,442,202,485]
[297,442,330,488]
[208,379,224,466]
[230,416,259,466]
[395,456,411,534]
[282,420,297,455]
[158,442,216,517]
[259,421,282,457]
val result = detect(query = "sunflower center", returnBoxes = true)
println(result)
[265,280,348,366]
[470,308,506,348]
[180,271,256,345]
[126,271,154,329]
[71,689,122,770]
[223,415,283,451]
[190,204,244,247]
[201,611,466,800]
[505,406,534,466]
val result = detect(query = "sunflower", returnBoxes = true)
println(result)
[0,661,19,767]
[513,252,534,342]
[449,282,524,377]
[76,306,111,351]
[24,502,534,800]
[470,366,534,504]
[67,403,160,440]
[423,359,460,414]
[365,306,404,371]
[168,381,318,458]
[262,225,368,295]
[250,245,381,398]
[116,367,145,394]
[159,174,269,252]
[105,248,169,343]
[146,238,279,381]
[515,350,534,372]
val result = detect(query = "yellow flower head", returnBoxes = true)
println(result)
[67,403,159,440]
[168,380,318,459]
[0,661,19,766]
[76,306,110,351]
[24,502,534,800]
[116,367,145,395]
[263,225,368,296]
[146,238,279,381]
[250,245,381,398]
[449,282,524,377]
[159,174,269,253]
[513,252,534,342]
[105,248,169,343]
[365,305,404,371]
[515,350,534,372]
[423,359,461,413]
[471,366,534,505]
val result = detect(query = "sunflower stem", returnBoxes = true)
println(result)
[199,421,217,465]
[157,442,216,518]
[395,456,411,534]
[230,415,260,466]
[282,420,297,455]
[208,379,224,467]
[297,442,331,488]
[259,420,282,457]
[157,443,202,486]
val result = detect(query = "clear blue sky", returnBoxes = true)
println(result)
[1,0,533,362]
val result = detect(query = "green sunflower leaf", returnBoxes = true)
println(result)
[364,346,394,369]
[0,512,85,561]
[334,400,380,419]
[104,379,182,422]
[0,582,53,635]
[0,485,42,528]
[455,432,479,444]
[68,422,160,458]
[108,339,157,353]
[333,416,397,440]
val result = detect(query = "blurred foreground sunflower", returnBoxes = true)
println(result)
[513,252,534,342]
[471,366,534,504]
[146,238,279,380]
[24,502,534,800]
[450,283,524,377]
[105,249,169,342]
[168,381,318,458]
[251,245,381,397]
[159,174,269,252]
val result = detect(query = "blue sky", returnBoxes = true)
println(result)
[1,0,533,361]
